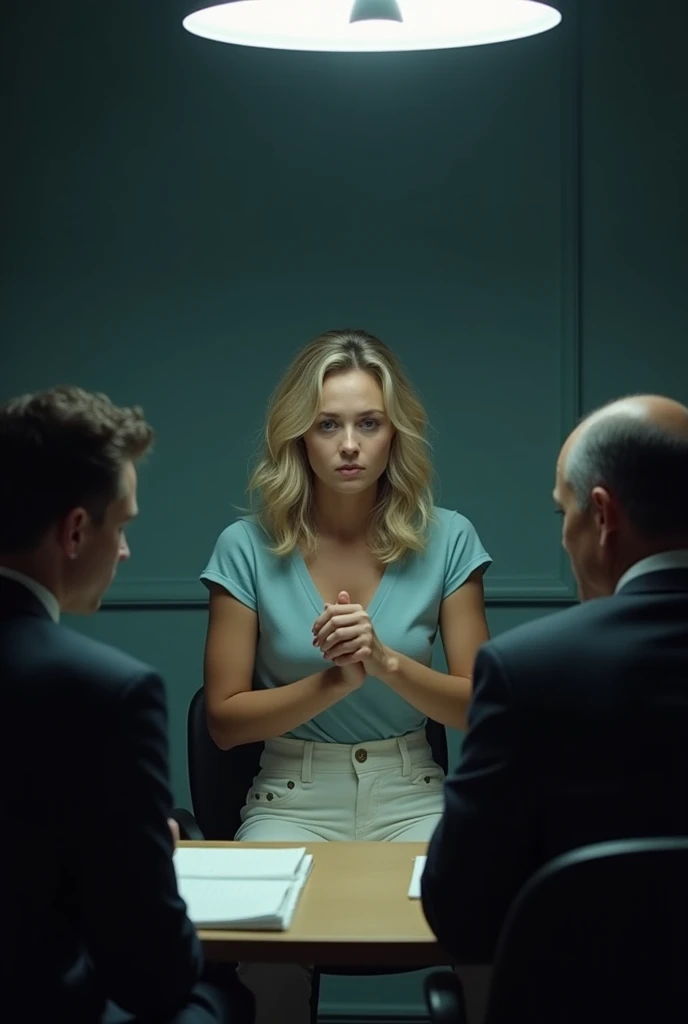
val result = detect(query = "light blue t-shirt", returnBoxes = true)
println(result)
[201,507,491,743]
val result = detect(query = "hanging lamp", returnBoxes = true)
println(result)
[182,0,562,54]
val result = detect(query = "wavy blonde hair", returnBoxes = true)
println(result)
[248,328,434,563]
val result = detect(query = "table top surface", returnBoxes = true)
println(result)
[179,840,450,966]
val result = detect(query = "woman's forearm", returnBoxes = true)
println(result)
[378,651,472,730]
[207,668,354,748]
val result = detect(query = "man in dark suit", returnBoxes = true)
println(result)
[422,394,688,963]
[0,386,253,1023]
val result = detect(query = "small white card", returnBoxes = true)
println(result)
[408,855,427,899]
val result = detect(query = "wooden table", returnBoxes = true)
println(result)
[180,840,451,966]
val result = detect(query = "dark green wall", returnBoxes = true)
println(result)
[3,0,687,1016]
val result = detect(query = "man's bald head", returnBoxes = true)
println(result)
[562,394,688,540]
[552,394,688,600]
[566,395,688,455]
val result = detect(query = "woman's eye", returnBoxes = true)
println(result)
[361,419,379,430]
[319,420,337,432]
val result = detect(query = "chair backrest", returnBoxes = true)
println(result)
[187,687,263,839]
[426,716,449,774]
[485,837,688,1024]
[186,686,449,838]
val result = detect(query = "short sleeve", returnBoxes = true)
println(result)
[443,512,492,600]
[200,520,258,611]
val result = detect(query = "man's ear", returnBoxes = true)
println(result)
[590,486,620,546]
[57,507,90,560]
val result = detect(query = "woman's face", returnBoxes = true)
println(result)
[303,369,394,497]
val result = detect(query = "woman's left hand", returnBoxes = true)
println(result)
[312,590,396,677]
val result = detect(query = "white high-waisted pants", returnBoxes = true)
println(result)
[234,732,489,1024]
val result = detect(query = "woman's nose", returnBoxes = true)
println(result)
[340,430,359,454]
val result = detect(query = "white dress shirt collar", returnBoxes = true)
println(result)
[0,566,61,622]
[615,549,688,594]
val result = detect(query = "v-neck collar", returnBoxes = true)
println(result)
[293,548,397,619]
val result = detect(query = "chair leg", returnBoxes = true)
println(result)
[310,966,321,1024]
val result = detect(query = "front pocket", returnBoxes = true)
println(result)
[409,765,446,789]
[246,773,301,806]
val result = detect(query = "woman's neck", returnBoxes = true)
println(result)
[313,484,377,543]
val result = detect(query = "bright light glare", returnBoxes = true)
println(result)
[182,0,562,53]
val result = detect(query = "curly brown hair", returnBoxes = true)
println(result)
[0,385,154,551]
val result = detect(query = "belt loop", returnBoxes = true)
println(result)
[302,741,314,784]
[397,736,411,777]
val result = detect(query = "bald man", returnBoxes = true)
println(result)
[421,395,688,964]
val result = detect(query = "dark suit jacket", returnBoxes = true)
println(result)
[0,576,203,1022]
[422,568,688,963]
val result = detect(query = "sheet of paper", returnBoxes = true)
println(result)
[276,852,314,930]
[178,876,292,929]
[174,845,307,881]
[178,853,314,931]
[408,855,427,899]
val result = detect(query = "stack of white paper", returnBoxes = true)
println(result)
[408,855,427,899]
[174,846,314,931]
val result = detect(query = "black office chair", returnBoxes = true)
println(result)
[424,837,688,1024]
[173,687,450,1024]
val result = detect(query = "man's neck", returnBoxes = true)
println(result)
[615,537,688,581]
[0,553,60,601]
[612,539,688,593]
[0,562,62,622]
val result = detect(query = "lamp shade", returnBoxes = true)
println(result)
[182,0,562,53]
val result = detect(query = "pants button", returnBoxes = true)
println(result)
[287,781,295,789]
[266,792,274,801]
[355,748,368,763]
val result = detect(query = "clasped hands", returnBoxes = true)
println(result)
[312,590,397,682]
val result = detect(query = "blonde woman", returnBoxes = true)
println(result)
[201,328,491,1024]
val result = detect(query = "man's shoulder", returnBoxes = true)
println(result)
[12,616,159,699]
[59,625,157,686]
[487,597,616,669]
[2,619,166,763]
